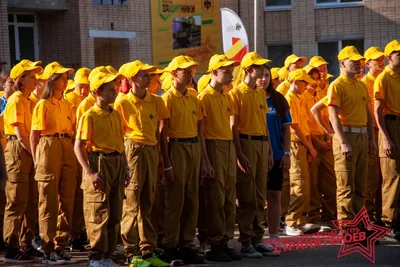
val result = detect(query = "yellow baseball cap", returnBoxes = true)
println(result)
[123,60,157,79]
[284,54,307,67]
[106,65,118,75]
[197,74,211,93]
[74,67,91,85]
[384,40,400,57]
[164,55,199,72]
[88,66,109,82]
[288,69,317,84]
[19,59,42,67]
[241,52,271,69]
[327,73,334,79]
[364,46,384,62]
[303,64,319,74]
[270,67,279,80]
[161,72,174,91]
[10,60,43,81]
[278,67,289,80]
[41,62,74,80]
[337,46,365,61]
[208,54,238,72]
[65,79,75,91]
[90,72,121,92]
[309,56,328,68]
[150,68,164,75]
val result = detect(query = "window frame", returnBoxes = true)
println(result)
[8,13,39,63]
[264,0,291,12]
[92,0,128,6]
[315,0,363,9]
[265,44,293,68]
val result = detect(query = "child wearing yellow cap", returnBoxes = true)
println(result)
[276,54,307,96]
[361,46,385,225]
[228,52,274,257]
[65,67,91,109]
[159,55,207,264]
[327,46,376,222]
[3,60,43,263]
[284,69,319,236]
[114,60,170,267]
[74,71,128,267]
[30,62,78,265]
[374,40,400,240]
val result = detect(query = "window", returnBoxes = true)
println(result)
[92,0,127,5]
[266,45,293,68]
[265,0,291,10]
[318,39,364,78]
[315,0,363,7]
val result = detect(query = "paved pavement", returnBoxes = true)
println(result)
[1,234,399,266]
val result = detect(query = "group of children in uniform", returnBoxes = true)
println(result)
[0,39,399,267]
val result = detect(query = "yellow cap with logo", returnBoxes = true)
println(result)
[384,40,400,57]
[88,66,109,82]
[39,61,73,80]
[288,69,317,84]
[364,46,384,62]
[164,55,198,72]
[278,67,289,80]
[123,60,157,79]
[284,54,307,67]
[241,52,271,69]
[10,60,43,81]
[90,72,121,92]
[208,54,238,72]
[337,46,365,61]
[309,56,328,68]
[74,67,91,85]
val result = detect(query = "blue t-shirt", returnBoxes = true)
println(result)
[0,96,6,114]
[267,97,292,160]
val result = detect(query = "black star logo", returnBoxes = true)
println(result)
[204,0,211,10]
[260,104,264,109]
[149,114,154,120]
[192,110,196,115]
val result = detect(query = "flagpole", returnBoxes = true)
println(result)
[254,0,258,52]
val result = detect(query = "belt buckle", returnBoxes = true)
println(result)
[59,133,66,139]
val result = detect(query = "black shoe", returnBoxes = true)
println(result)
[224,246,242,260]
[22,245,44,257]
[68,237,85,251]
[42,252,66,265]
[205,245,232,262]
[55,250,79,263]
[179,247,206,264]
[4,247,36,263]
[161,247,182,263]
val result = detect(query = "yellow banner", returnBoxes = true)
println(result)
[150,0,222,74]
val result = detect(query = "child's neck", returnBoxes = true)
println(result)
[96,99,111,112]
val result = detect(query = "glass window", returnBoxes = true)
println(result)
[318,42,339,78]
[8,25,16,66]
[17,14,35,23]
[93,0,127,5]
[267,45,293,68]
[266,0,291,6]
[8,14,14,22]
[316,0,362,4]
[18,27,35,62]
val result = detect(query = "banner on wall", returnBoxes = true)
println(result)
[150,0,222,74]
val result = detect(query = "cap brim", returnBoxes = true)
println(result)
[303,75,318,84]
[312,60,328,67]
[369,52,385,61]
[104,73,122,84]
[348,54,365,61]
[27,65,43,74]
[289,56,306,65]
[254,58,272,66]
[150,69,164,75]
[178,61,199,69]
[55,67,74,75]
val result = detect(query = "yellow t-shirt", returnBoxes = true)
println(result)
[31,97,75,136]
[276,79,290,96]
[162,85,203,138]
[198,85,236,140]
[229,82,268,136]
[29,92,41,111]
[362,72,378,126]
[3,91,32,136]
[374,65,400,116]
[302,90,324,135]
[114,90,168,145]
[285,90,311,140]
[327,74,370,127]
[76,104,125,153]
[65,90,84,109]
[76,93,96,125]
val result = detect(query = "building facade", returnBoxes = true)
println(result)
[0,0,399,77]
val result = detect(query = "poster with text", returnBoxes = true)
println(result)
[150,0,222,74]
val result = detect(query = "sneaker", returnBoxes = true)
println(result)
[89,259,107,267]
[240,245,263,258]
[298,223,321,234]
[285,225,303,236]
[143,253,170,266]
[319,221,332,232]
[198,242,211,254]
[270,237,285,251]
[179,247,206,264]
[4,247,36,263]
[42,252,66,265]
[103,259,119,267]
[68,237,85,251]
[130,256,152,267]
[205,245,232,262]
[253,243,280,257]
[224,246,241,260]
[55,251,78,264]
[22,245,44,257]
[32,235,44,253]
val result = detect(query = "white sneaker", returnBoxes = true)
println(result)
[103,259,119,267]
[298,223,321,234]
[285,225,303,236]
[319,224,332,232]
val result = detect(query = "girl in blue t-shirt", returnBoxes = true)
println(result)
[256,66,292,246]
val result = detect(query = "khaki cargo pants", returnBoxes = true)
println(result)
[3,139,38,248]
[236,138,269,247]
[121,139,159,256]
[82,152,125,260]
[379,117,400,229]
[34,136,77,253]
[333,132,368,221]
